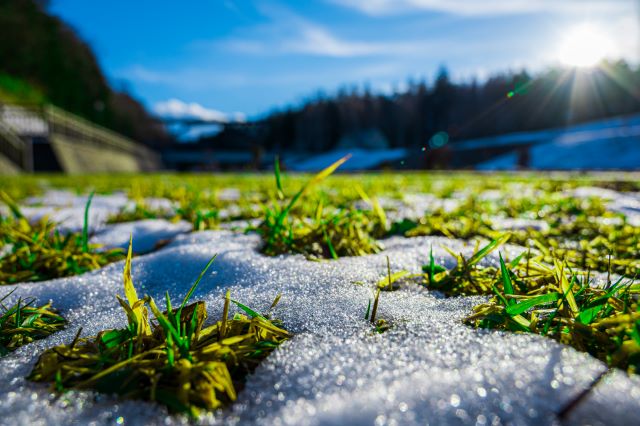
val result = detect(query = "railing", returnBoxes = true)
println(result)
[0,113,31,171]
[45,105,161,170]
[46,105,141,154]
[0,102,161,172]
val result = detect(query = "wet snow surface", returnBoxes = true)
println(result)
[1,190,639,425]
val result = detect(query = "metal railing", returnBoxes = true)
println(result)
[0,102,161,172]
[0,113,31,171]
[46,105,140,154]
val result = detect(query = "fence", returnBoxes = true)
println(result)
[0,115,31,172]
[0,102,161,173]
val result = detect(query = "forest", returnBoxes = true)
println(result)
[233,63,640,152]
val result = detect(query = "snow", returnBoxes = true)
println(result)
[218,188,242,202]
[91,219,192,254]
[21,191,129,234]
[355,194,461,225]
[1,189,639,425]
[475,114,640,170]
[564,370,640,426]
[0,232,612,425]
[19,192,179,237]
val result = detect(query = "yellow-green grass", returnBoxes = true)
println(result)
[28,240,291,417]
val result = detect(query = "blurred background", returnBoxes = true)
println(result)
[0,0,639,174]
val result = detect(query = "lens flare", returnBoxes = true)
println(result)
[557,23,615,68]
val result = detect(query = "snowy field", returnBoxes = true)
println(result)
[476,114,640,170]
[1,185,640,425]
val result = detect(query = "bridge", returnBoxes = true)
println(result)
[159,116,261,140]
[0,102,162,174]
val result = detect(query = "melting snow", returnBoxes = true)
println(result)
[91,219,192,254]
[1,190,639,425]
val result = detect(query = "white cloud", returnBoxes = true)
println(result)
[123,65,172,84]
[218,4,427,57]
[282,23,432,57]
[283,24,382,57]
[329,0,633,16]
[154,98,245,123]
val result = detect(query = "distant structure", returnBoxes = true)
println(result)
[0,102,161,174]
[336,128,390,150]
[159,117,264,170]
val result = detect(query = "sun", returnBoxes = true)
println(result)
[557,23,614,68]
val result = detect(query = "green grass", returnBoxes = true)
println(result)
[171,192,222,231]
[376,234,512,296]
[417,234,513,296]
[0,192,124,284]
[509,214,640,277]
[1,170,639,389]
[106,200,173,224]
[465,252,640,374]
[28,239,291,417]
[405,198,495,240]
[0,73,46,104]
[2,171,637,273]
[0,290,66,356]
[403,193,639,277]
[255,156,383,259]
[1,170,638,202]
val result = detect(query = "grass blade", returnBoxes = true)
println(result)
[506,293,560,316]
[179,254,218,310]
[274,156,284,200]
[230,299,267,321]
[0,191,24,219]
[467,233,511,267]
[82,191,95,253]
[280,154,351,220]
[499,252,515,302]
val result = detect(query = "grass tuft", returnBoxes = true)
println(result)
[106,200,173,224]
[0,192,124,284]
[418,234,512,296]
[466,251,640,374]
[256,156,383,259]
[0,290,66,356]
[28,238,291,417]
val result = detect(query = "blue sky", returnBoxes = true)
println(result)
[50,0,639,120]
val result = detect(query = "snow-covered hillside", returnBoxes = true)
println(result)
[476,114,640,170]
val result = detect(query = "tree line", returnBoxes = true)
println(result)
[215,62,640,153]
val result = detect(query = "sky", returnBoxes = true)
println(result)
[50,0,640,121]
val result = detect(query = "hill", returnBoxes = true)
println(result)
[0,0,170,148]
